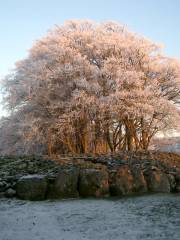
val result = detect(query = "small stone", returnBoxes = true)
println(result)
[18,163,27,170]
[0,182,4,188]
[5,188,16,198]
[4,183,11,189]
[28,162,34,168]
[0,192,5,198]
[6,176,16,182]
[151,166,158,171]
[27,168,35,174]
[0,181,7,192]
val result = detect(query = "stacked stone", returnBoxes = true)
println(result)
[0,154,179,200]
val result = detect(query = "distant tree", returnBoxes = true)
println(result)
[1,20,180,155]
[150,136,180,152]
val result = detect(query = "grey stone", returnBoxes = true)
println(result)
[0,181,5,188]
[16,175,48,200]
[18,163,27,170]
[0,181,7,192]
[5,188,16,198]
[144,170,171,193]
[176,184,180,192]
[175,174,180,182]
[109,166,134,196]
[5,183,11,189]
[0,192,5,198]
[130,165,148,193]
[47,168,79,199]
[79,168,109,197]
[175,173,180,192]
[167,174,176,192]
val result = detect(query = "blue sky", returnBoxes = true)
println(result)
[0,0,180,78]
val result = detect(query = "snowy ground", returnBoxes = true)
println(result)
[0,194,180,240]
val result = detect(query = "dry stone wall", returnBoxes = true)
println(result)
[0,152,180,200]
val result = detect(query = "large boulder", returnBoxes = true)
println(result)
[143,169,171,193]
[78,168,109,197]
[130,165,148,193]
[0,180,7,192]
[109,166,134,196]
[46,167,79,199]
[175,173,180,192]
[16,175,48,200]
[167,174,176,192]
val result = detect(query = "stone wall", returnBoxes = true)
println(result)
[0,152,180,200]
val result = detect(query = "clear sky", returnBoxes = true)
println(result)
[0,0,180,115]
[0,0,180,77]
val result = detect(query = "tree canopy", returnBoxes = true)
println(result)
[1,20,180,155]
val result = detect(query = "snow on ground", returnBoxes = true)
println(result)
[0,194,180,240]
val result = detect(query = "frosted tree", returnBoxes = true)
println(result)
[1,20,180,155]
